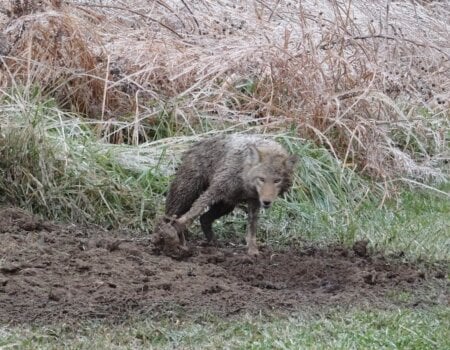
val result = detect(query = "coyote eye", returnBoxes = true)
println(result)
[257,177,265,183]
[274,178,282,184]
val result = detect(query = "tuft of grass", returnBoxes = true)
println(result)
[1,307,449,349]
[355,184,450,261]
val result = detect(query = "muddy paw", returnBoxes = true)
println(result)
[151,216,190,259]
[151,222,177,245]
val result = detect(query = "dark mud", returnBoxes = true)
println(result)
[0,208,447,325]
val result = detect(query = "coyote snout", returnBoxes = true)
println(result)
[162,134,298,256]
[253,176,281,208]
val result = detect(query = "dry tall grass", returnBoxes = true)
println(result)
[1,0,449,183]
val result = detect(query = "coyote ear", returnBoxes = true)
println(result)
[247,144,261,165]
[285,154,298,171]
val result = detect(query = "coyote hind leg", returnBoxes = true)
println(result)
[200,202,235,243]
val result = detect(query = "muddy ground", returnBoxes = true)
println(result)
[0,207,448,325]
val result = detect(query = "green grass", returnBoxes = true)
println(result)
[264,184,449,260]
[1,308,449,349]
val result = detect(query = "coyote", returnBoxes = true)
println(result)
[165,134,297,256]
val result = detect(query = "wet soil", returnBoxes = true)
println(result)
[0,207,448,325]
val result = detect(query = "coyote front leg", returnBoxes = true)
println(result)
[177,186,222,229]
[246,200,260,256]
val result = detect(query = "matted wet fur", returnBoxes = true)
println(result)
[161,134,298,256]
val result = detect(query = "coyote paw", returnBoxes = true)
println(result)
[152,216,187,247]
[247,247,260,257]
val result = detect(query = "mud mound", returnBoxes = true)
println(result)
[0,208,447,325]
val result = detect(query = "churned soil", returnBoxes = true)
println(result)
[0,207,447,325]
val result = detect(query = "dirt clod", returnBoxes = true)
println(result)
[0,264,22,274]
[0,278,8,286]
[353,239,369,257]
[435,271,446,279]
[363,273,377,285]
[48,289,65,302]
[0,207,447,325]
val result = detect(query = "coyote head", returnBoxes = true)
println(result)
[245,144,298,208]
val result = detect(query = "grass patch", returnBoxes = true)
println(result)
[257,183,450,261]
[0,91,168,229]
[1,307,449,350]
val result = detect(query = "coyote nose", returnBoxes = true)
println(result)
[262,200,272,208]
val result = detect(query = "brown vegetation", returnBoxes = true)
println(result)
[0,0,448,181]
